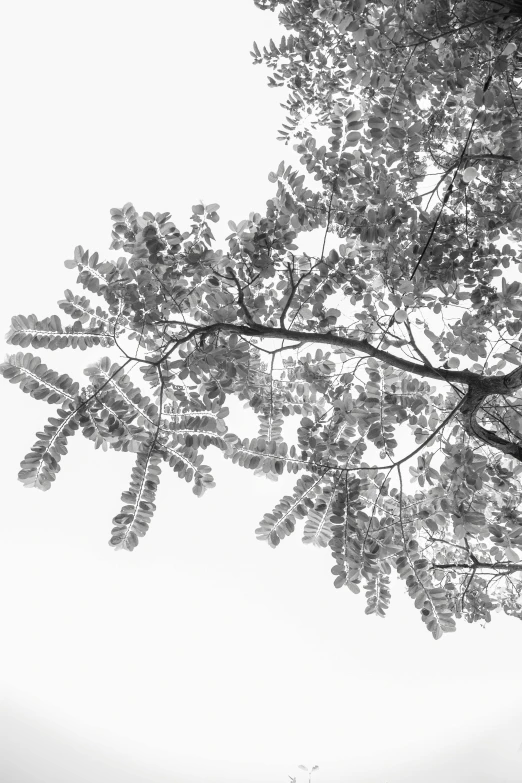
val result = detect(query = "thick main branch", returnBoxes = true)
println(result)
[460,379,522,462]
[158,319,478,384]
[157,318,522,466]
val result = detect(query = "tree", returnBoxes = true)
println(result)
[2,0,522,638]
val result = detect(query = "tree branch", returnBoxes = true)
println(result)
[461,384,522,462]
[225,267,261,329]
[155,319,479,385]
[404,318,434,367]
[432,562,522,572]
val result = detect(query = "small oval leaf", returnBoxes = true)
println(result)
[462,166,478,183]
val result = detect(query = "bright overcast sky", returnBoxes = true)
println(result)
[1,2,522,782]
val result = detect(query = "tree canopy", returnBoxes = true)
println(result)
[3,0,522,638]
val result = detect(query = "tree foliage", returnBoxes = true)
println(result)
[3,0,522,637]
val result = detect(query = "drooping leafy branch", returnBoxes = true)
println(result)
[3,0,522,636]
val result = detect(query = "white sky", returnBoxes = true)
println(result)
[1,2,522,782]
